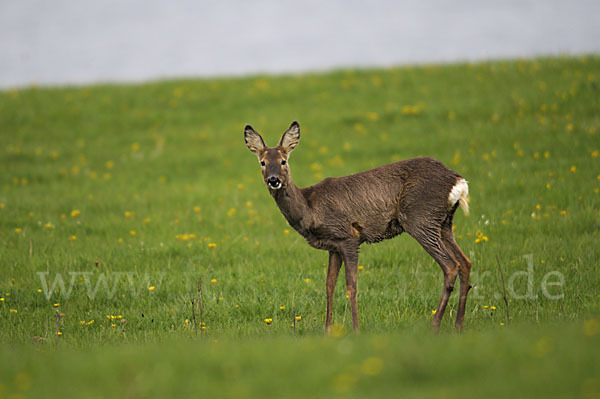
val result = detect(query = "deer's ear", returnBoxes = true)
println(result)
[244,125,266,155]
[278,121,300,154]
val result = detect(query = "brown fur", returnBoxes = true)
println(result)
[244,121,472,333]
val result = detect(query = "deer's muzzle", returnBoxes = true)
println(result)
[267,176,282,189]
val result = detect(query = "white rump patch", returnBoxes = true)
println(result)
[448,178,469,215]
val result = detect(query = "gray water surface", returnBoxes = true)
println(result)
[1,0,599,88]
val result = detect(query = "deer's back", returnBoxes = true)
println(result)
[299,157,461,244]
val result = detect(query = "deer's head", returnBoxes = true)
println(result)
[244,121,300,190]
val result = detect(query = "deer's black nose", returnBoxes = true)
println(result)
[267,176,281,188]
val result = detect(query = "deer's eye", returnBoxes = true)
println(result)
[281,160,287,165]
[260,161,266,166]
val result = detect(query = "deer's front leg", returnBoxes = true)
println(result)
[325,251,342,332]
[340,242,360,332]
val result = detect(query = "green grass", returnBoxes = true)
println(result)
[2,324,599,398]
[1,56,599,397]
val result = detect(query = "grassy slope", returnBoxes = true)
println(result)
[0,56,599,397]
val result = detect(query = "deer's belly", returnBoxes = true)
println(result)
[349,217,404,244]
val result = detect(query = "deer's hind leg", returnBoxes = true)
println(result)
[406,223,460,332]
[440,210,472,331]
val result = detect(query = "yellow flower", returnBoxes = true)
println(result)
[10,309,17,313]
[570,165,577,173]
[210,279,217,284]
[304,278,311,283]
[117,237,124,243]
[0,298,4,302]
[69,235,77,241]
[131,142,140,152]
[402,105,424,116]
[36,289,42,293]
[358,265,365,271]
[367,111,379,120]
[360,357,384,376]
[475,230,488,244]
[80,320,86,326]
[129,230,136,237]
[15,227,22,233]
[560,210,567,216]
[105,160,114,169]
[193,206,201,213]
[57,331,63,336]
[583,319,599,337]
[483,305,489,309]
[0,202,4,209]
[208,243,217,249]
[279,306,286,310]
[144,217,151,224]
[490,306,497,310]
[124,211,134,218]
[148,286,156,291]
[86,320,94,325]
[283,229,290,235]
[264,318,273,325]
[592,150,599,159]
[431,309,437,315]
[71,209,80,218]
[226,208,236,217]
[53,303,59,308]
[329,323,347,339]
[44,223,53,229]
[295,316,302,321]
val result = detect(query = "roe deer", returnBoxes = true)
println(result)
[244,121,471,332]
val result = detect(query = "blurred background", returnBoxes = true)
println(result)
[1,0,599,89]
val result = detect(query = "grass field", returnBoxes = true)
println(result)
[1,56,599,398]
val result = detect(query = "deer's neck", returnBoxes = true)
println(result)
[270,180,309,230]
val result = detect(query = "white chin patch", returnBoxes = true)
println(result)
[269,182,282,190]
